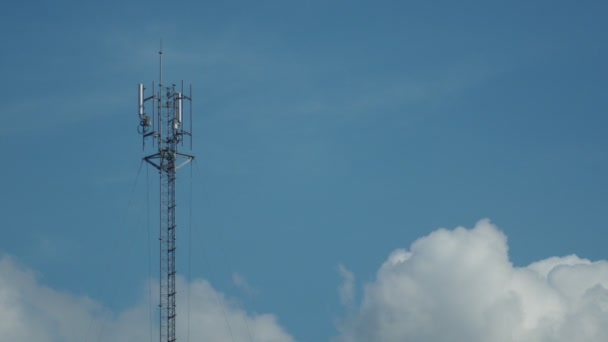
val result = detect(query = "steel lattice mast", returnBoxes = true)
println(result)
[138,46,194,342]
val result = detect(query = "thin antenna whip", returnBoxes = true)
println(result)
[159,40,163,88]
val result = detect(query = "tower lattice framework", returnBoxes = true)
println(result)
[138,48,194,342]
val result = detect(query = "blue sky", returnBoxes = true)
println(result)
[1,1,607,341]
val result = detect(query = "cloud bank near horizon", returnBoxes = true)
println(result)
[0,256,294,342]
[335,219,608,342]
[2,219,608,342]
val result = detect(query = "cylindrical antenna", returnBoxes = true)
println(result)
[138,84,144,116]
[157,81,162,147]
[181,81,185,147]
[152,82,156,147]
[176,93,183,123]
[158,42,163,150]
[190,83,193,150]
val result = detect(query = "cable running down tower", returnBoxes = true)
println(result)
[137,46,194,342]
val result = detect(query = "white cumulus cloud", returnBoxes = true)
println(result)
[0,256,294,342]
[335,219,608,342]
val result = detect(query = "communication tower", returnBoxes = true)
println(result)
[137,46,194,342]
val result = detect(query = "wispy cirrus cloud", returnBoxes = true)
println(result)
[337,264,355,308]
[232,272,258,297]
